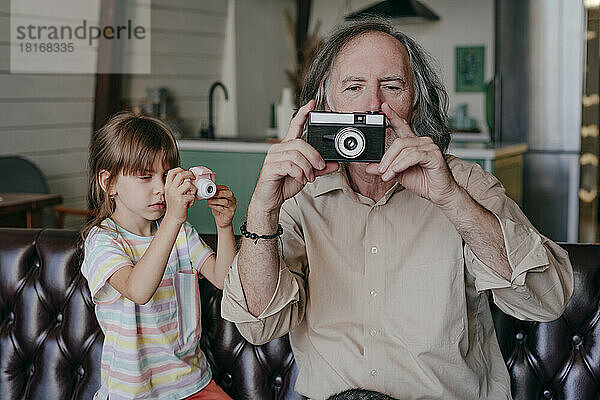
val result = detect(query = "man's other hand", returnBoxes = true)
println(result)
[365,102,460,208]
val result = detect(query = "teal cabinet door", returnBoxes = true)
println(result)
[180,150,266,234]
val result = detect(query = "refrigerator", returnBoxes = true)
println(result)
[495,0,584,242]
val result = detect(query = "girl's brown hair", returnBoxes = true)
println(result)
[81,112,180,240]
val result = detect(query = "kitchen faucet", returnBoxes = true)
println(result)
[202,81,229,139]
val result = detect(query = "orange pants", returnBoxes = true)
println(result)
[183,380,232,400]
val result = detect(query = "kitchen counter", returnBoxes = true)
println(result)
[178,138,273,153]
[178,139,527,233]
[448,142,528,172]
[178,139,527,171]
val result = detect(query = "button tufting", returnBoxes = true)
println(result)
[77,366,85,376]
[515,332,524,341]
[34,260,40,268]
[543,389,551,399]
[29,366,35,375]
[9,311,14,322]
[56,313,63,323]
[222,372,233,387]
[572,335,582,345]
[273,376,283,387]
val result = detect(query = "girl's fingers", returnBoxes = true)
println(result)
[182,194,196,205]
[178,181,197,195]
[209,199,236,208]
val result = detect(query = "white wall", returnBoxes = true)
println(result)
[311,0,495,133]
[0,0,228,229]
[0,0,94,229]
[121,0,227,138]
[217,0,238,138]
[235,0,295,138]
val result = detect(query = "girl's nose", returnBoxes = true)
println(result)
[154,178,165,195]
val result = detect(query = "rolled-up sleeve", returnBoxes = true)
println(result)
[221,197,309,345]
[451,157,574,322]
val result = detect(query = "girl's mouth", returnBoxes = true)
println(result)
[150,202,165,210]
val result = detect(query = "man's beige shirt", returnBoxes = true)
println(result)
[222,156,573,400]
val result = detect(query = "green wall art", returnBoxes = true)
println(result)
[456,46,485,92]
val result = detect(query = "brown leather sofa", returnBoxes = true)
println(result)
[0,228,597,400]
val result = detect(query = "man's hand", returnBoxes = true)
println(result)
[365,102,460,208]
[164,167,197,226]
[207,185,237,229]
[250,100,338,214]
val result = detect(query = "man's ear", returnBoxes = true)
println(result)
[98,169,113,195]
[409,103,419,124]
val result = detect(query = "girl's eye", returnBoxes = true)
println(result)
[139,176,151,180]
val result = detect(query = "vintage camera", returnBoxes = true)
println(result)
[306,111,386,162]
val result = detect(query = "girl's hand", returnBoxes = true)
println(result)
[207,185,237,229]
[164,167,197,226]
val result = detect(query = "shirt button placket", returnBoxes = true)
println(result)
[365,207,384,388]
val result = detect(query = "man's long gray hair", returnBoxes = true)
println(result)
[300,16,451,153]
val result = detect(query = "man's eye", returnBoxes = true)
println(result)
[383,85,402,90]
[345,85,361,92]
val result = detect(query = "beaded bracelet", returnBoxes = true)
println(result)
[240,221,283,244]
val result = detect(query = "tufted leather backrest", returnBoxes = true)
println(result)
[0,228,102,399]
[197,235,303,400]
[0,228,302,400]
[490,243,600,400]
[0,229,596,400]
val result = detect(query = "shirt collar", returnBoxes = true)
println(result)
[312,165,404,205]
[312,167,348,197]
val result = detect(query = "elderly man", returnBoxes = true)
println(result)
[222,18,573,400]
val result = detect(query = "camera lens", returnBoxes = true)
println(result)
[344,137,358,151]
[334,127,366,159]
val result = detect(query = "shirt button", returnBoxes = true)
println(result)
[370,369,378,376]
[371,246,378,254]
[370,328,377,336]
[370,289,378,297]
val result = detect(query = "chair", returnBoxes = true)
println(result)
[0,156,94,228]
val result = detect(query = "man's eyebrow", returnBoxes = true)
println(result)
[380,75,407,84]
[341,76,366,84]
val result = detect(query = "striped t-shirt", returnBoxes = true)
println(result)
[81,218,215,400]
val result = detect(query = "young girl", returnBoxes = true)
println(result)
[81,112,236,400]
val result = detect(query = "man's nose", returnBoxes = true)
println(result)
[366,86,383,112]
